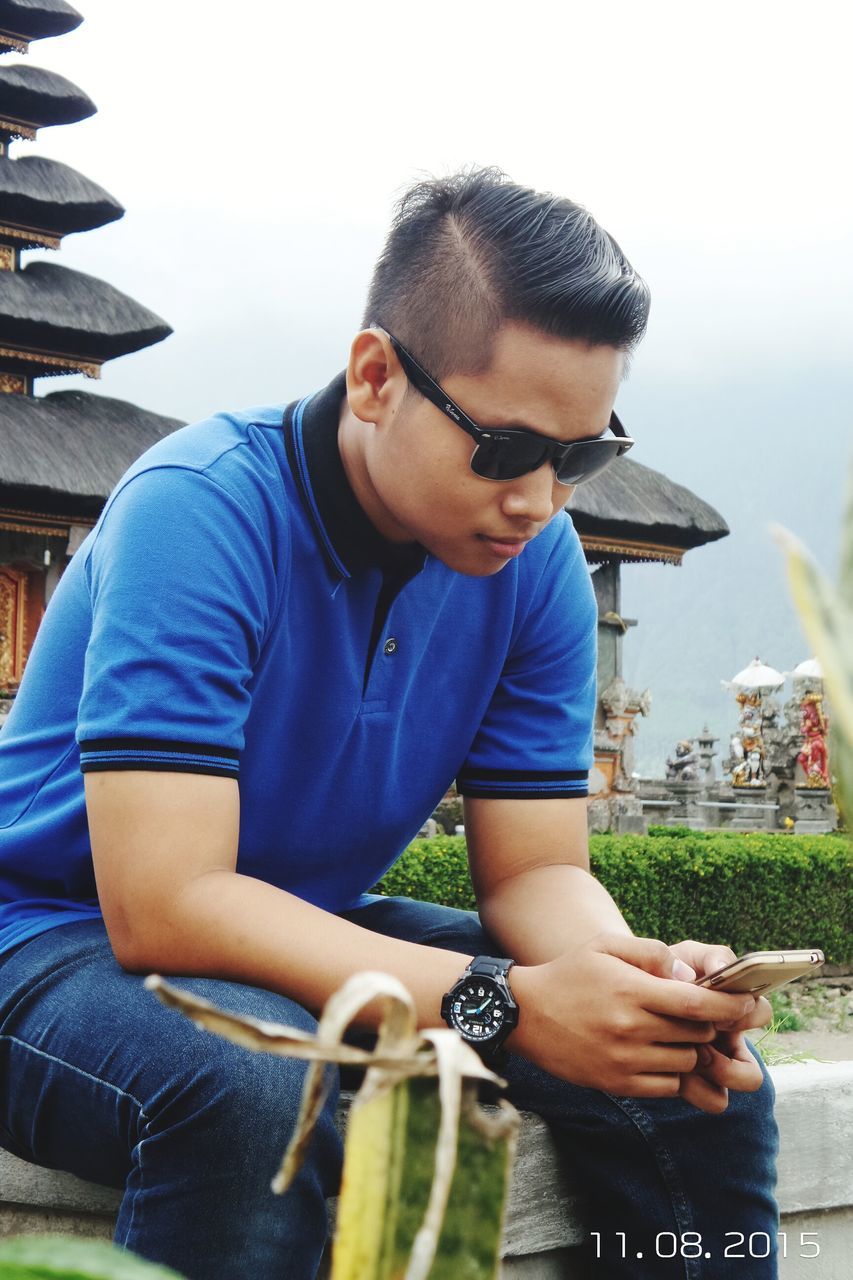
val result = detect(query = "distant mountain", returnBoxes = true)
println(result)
[607,362,850,776]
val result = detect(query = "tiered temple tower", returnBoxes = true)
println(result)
[568,462,728,831]
[0,1,180,700]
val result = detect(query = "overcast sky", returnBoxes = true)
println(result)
[13,0,851,767]
[28,0,852,413]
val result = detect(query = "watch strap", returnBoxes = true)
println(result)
[465,956,515,981]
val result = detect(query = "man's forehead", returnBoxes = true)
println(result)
[443,329,624,439]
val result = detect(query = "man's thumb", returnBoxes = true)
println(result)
[599,934,696,981]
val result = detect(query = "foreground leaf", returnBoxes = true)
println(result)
[774,521,853,822]
[839,461,853,611]
[0,1238,183,1279]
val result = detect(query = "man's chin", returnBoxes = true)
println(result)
[457,564,508,578]
[431,546,512,577]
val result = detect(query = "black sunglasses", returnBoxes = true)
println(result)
[383,330,633,484]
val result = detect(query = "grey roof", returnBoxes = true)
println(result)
[569,454,729,551]
[0,388,182,514]
[0,154,123,236]
[0,0,81,40]
[0,260,171,361]
[0,63,94,129]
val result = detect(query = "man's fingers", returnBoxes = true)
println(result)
[614,1074,683,1099]
[646,974,755,1025]
[678,1026,766,1113]
[716,995,773,1032]
[679,1071,730,1114]
[635,1014,717,1043]
[600,934,690,980]
[595,935,757,1025]
[639,1045,700,1073]
[670,939,737,979]
[709,1033,765,1090]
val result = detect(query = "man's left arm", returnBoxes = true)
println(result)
[466,794,631,960]
[465,793,772,1109]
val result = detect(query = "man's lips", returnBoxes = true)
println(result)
[479,534,533,558]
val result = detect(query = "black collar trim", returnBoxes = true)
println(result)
[283,370,426,580]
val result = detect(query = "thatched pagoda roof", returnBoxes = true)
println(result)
[0,155,123,243]
[0,64,94,135]
[0,387,727,559]
[0,388,182,517]
[0,261,171,369]
[569,455,728,565]
[0,1,82,42]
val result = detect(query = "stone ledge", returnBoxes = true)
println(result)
[2,1061,851,1277]
[771,1060,853,1213]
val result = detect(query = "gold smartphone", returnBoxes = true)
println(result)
[694,949,825,995]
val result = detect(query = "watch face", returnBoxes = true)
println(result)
[447,977,510,1044]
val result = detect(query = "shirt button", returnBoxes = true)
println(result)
[383,637,398,655]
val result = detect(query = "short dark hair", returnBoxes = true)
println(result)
[363,167,650,379]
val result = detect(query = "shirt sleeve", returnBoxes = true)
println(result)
[456,517,597,799]
[76,463,279,778]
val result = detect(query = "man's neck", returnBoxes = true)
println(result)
[336,395,416,546]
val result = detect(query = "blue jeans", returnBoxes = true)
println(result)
[0,899,779,1279]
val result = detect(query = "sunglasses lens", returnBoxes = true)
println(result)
[554,440,622,485]
[473,436,623,484]
[471,434,552,481]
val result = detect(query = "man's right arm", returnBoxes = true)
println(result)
[87,771,757,1105]
[85,770,470,1033]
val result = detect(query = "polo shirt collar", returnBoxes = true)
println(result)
[283,370,427,580]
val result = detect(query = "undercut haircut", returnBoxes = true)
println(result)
[363,167,651,380]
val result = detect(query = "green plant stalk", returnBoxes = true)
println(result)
[145,973,518,1280]
[332,1078,515,1280]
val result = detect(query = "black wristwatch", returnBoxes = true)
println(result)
[441,956,519,1058]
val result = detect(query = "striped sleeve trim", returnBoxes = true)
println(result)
[79,738,240,779]
[457,766,588,799]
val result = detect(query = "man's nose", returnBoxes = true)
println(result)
[499,462,563,524]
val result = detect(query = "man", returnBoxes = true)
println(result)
[0,169,778,1278]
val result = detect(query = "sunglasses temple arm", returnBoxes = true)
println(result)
[609,411,634,455]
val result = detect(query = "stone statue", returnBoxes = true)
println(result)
[666,740,699,782]
[730,691,767,788]
[796,693,830,789]
[695,726,719,780]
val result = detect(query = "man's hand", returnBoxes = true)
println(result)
[509,933,757,1104]
[463,797,770,1114]
[669,941,772,1114]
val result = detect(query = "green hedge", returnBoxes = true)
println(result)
[374,831,853,965]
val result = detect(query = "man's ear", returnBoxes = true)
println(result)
[345,329,404,425]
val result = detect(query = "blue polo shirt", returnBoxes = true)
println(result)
[0,372,597,956]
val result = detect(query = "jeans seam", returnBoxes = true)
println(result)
[122,1132,146,1247]
[1,1033,149,1245]
[603,1092,698,1280]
